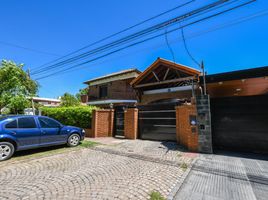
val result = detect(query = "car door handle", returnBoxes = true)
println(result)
[41,131,46,134]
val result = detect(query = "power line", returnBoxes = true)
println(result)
[32,0,236,75]
[35,0,256,80]
[180,21,201,67]
[164,28,176,63]
[36,8,268,80]
[0,40,60,56]
[31,0,195,72]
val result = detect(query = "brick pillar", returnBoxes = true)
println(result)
[108,109,114,137]
[91,110,97,138]
[91,109,114,138]
[176,105,199,152]
[124,108,138,139]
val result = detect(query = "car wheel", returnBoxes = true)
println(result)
[67,134,80,147]
[0,142,15,161]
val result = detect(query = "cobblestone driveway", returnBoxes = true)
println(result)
[0,140,196,200]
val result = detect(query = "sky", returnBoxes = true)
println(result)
[0,0,268,98]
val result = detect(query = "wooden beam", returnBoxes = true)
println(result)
[175,70,181,78]
[134,76,196,88]
[163,68,170,80]
[152,71,160,82]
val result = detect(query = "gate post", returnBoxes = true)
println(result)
[176,105,199,152]
[124,108,138,139]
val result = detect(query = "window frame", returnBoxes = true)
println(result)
[99,84,108,98]
[38,117,62,129]
[17,117,38,129]
[5,119,18,129]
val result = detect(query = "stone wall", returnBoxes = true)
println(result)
[196,95,213,153]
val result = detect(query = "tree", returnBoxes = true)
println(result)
[60,93,80,107]
[76,88,88,101]
[0,60,38,114]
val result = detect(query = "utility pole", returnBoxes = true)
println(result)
[201,61,207,95]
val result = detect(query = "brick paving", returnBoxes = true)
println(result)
[0,140,196,200]
[175,152,268,200]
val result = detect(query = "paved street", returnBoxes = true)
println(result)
[0,140,196,200]
[175,152,268,200]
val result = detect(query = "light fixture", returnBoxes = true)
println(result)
[218,82,223,85]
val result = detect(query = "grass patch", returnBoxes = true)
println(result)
[180,162,188,171]
[149,191,166,200]
[9,140,99,162]
[79,140,99,148]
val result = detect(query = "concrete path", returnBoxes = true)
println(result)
[174,152,268,200]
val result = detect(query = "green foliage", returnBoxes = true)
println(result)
[60,92,80,107]
[76,88,88,101]
[79,140,99,148]
[180,162,188,171]
[41,106,97,128]
[9,95,30,114]
[0,60,38,113]
[149,191,166,200]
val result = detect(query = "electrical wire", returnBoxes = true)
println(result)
[31,0,195,72]
[32,0,237,76]
[180,21,201,67]
[0,40,60,56]
[35,0,256,80]
[35,8,268,80]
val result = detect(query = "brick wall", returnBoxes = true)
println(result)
[124,108,138,139]
[92,109,114,137]
[176,105,199,152]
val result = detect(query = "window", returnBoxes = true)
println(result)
[5,120,17,129]
[18,117,37,128]
[99,85,108,98]
[38,117,61,128]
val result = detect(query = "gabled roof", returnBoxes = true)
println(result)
[84,68,141,85]
[131,58,201,86]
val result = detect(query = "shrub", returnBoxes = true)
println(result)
[41,106,97,128]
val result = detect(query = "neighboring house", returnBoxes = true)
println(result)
[30,97,61,107]
[83,69,141,108]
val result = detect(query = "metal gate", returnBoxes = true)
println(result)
[114,107,125,137]
[138,101,178,141]
[211,95,268,153]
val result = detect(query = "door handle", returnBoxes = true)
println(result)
[41,131,46,134]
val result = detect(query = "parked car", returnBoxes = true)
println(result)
[0,115,85,161]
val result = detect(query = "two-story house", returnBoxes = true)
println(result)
[83,69,141,108]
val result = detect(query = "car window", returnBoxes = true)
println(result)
[18,117,37,128]
[38,117,61,128]
[5,120,18,129]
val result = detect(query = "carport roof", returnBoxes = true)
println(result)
[204,65,268,83]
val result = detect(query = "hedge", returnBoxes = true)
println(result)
[41,106,97,128]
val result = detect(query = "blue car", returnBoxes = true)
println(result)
[0,115,85,161]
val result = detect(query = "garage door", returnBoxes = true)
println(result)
[138,102,177,141]
[211,95,268,153]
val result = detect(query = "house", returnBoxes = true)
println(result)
[204,66,268,153]
[89,58,268,154]
[83,69,141,108]
[30,97,61,107]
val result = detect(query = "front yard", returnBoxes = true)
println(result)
[0,139,197,200]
